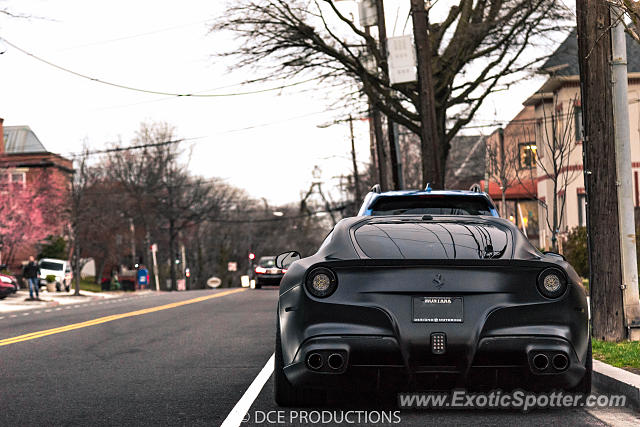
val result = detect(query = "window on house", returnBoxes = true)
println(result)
[575,106,584,141]
[519,143,537,169]
[578,194,587,227]
[9,172,26,188]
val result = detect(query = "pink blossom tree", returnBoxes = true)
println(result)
[0,169,68,268]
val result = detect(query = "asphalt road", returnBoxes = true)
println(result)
[1,288,639,426]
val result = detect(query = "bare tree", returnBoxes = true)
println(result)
[520,96,581,251]
[213,0,570,187]
[607,0,640,42]
[106,123,240,290]
[486,128,521,217]
[68,149,101,295]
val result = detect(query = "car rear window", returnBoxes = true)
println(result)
[40,261,64,270]
[258,257,276,267]
[368,195,493,216]
[354,221,511,259]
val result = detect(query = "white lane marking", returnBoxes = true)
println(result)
[34,311,41,314]
[10,315,17,318]
[45,310,52,313]
[65,307,72,310]
[22,313,29,316]
[55,308,62,311]
[0,317,4,320]
[221,353,275,427]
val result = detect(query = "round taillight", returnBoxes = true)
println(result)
[305,267,338,298]
[537,268,568,299]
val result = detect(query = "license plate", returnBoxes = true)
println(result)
[269,268,279,274]
[412,296,463,323]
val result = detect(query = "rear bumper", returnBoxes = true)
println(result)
[256,274,283,285]
[284,334,586,391]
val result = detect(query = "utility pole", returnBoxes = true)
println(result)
[129,218,136,266]
[348,115,361,207]
[151,243,159,292]
[364,25,388,190]
[410,0,441,189]
[180,243,187,290]
[375,0,401,190]
[611,5,640,340]
[576,0,626,341]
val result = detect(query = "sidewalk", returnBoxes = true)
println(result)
[0,288,154,314]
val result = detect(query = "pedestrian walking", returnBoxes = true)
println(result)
[22,256,41,300]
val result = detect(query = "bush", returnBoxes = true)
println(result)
[45,274,56,283]
[564,227,589,278]
[38,235,67,260]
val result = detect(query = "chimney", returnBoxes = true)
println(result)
[0,117,4,155]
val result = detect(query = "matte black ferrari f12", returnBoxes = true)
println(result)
[274,215,591,406]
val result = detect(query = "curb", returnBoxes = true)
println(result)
[593,359,640,411]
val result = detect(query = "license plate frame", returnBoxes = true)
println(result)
[412,296,464,323]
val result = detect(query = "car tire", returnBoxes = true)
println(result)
[255,282,262,290]
[571,337,592,395]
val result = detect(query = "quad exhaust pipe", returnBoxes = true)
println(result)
[307,353,323,370]
[530,352,569,372]
[532,353,549,371]
[552,353,569,371]
[327,353,345,370]
[305,351,347,371]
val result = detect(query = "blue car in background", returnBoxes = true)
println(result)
[358,185,499,217]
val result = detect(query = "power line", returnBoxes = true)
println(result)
[0,36,330,97]
[68,137,203,158]
[56,19,216,51]
[66,106,349,158]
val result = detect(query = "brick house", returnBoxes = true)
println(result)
[0,118,73,269]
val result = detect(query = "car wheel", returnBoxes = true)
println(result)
[254,282,262,290]
[274,317,305,406]
[571,337,592,395]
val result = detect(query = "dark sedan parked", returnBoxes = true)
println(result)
[273,215,590,406]
[254,256,286,289]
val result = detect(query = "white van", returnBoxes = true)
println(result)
[38,258,73,292]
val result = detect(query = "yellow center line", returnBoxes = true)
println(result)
[0,288,246,347]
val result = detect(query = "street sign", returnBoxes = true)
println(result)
[358,0,377,27]
[228,262,238,272]
[206,276,222,288]
[248,253,255,260]
[388,35,417,85]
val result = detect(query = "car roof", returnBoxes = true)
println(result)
[372,189,488,196]
[39,258,67,263]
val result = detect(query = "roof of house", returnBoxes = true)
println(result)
[541,29,640,76]
[444,135,486,190]
[2,126,47,154]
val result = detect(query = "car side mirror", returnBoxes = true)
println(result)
[276,251,301,269]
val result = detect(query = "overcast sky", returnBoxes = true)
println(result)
[0,0,562,205]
